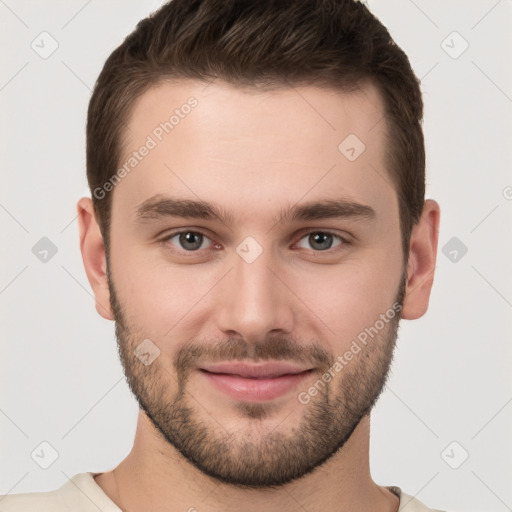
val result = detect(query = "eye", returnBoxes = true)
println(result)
[165,231,213,251]
[295,231,346,251]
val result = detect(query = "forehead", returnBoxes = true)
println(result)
[123,78,386,152]
[113,78,395,227]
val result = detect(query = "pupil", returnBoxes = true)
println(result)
[310,232,332,250]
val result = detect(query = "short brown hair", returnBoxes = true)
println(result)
[86,0,425,263]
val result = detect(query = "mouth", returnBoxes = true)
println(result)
[198,361,315,402]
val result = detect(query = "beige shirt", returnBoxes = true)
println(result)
[0,472,447,511]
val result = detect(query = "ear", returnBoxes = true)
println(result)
[401,199,441,320]
[77,197,114,320]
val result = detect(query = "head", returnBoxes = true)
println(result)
[79,0,439,489]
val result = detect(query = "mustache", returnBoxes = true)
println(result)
[173,335,333,374]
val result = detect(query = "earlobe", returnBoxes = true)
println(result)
[76,197,114,321]
[401,199,441,320]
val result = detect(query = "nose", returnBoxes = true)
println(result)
[214,248,295,343]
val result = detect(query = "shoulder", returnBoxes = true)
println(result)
[387,485,450,512]
[0,487,70,512]
[0,472,119,512]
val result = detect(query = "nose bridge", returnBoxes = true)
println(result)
[215,246,294,339]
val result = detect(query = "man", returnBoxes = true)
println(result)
[1,0,445,510]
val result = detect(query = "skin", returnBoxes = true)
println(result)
[78,78,440,512]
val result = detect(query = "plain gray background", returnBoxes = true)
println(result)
[1,1,511,511]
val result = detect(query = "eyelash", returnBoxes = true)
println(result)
[160,229,351,255]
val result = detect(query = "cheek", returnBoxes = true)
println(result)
[109,243,220,337]
[290,247,402,347]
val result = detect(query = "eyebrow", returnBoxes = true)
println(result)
[134,195,376,225]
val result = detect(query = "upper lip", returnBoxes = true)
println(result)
[199,361,313,379]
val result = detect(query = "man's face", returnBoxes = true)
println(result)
[106,79,406,487]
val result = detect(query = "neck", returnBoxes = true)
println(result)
[94,412,399,512]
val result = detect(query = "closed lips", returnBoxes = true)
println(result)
[199,362,314,379]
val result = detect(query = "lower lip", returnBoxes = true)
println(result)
[199,369,313,402]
